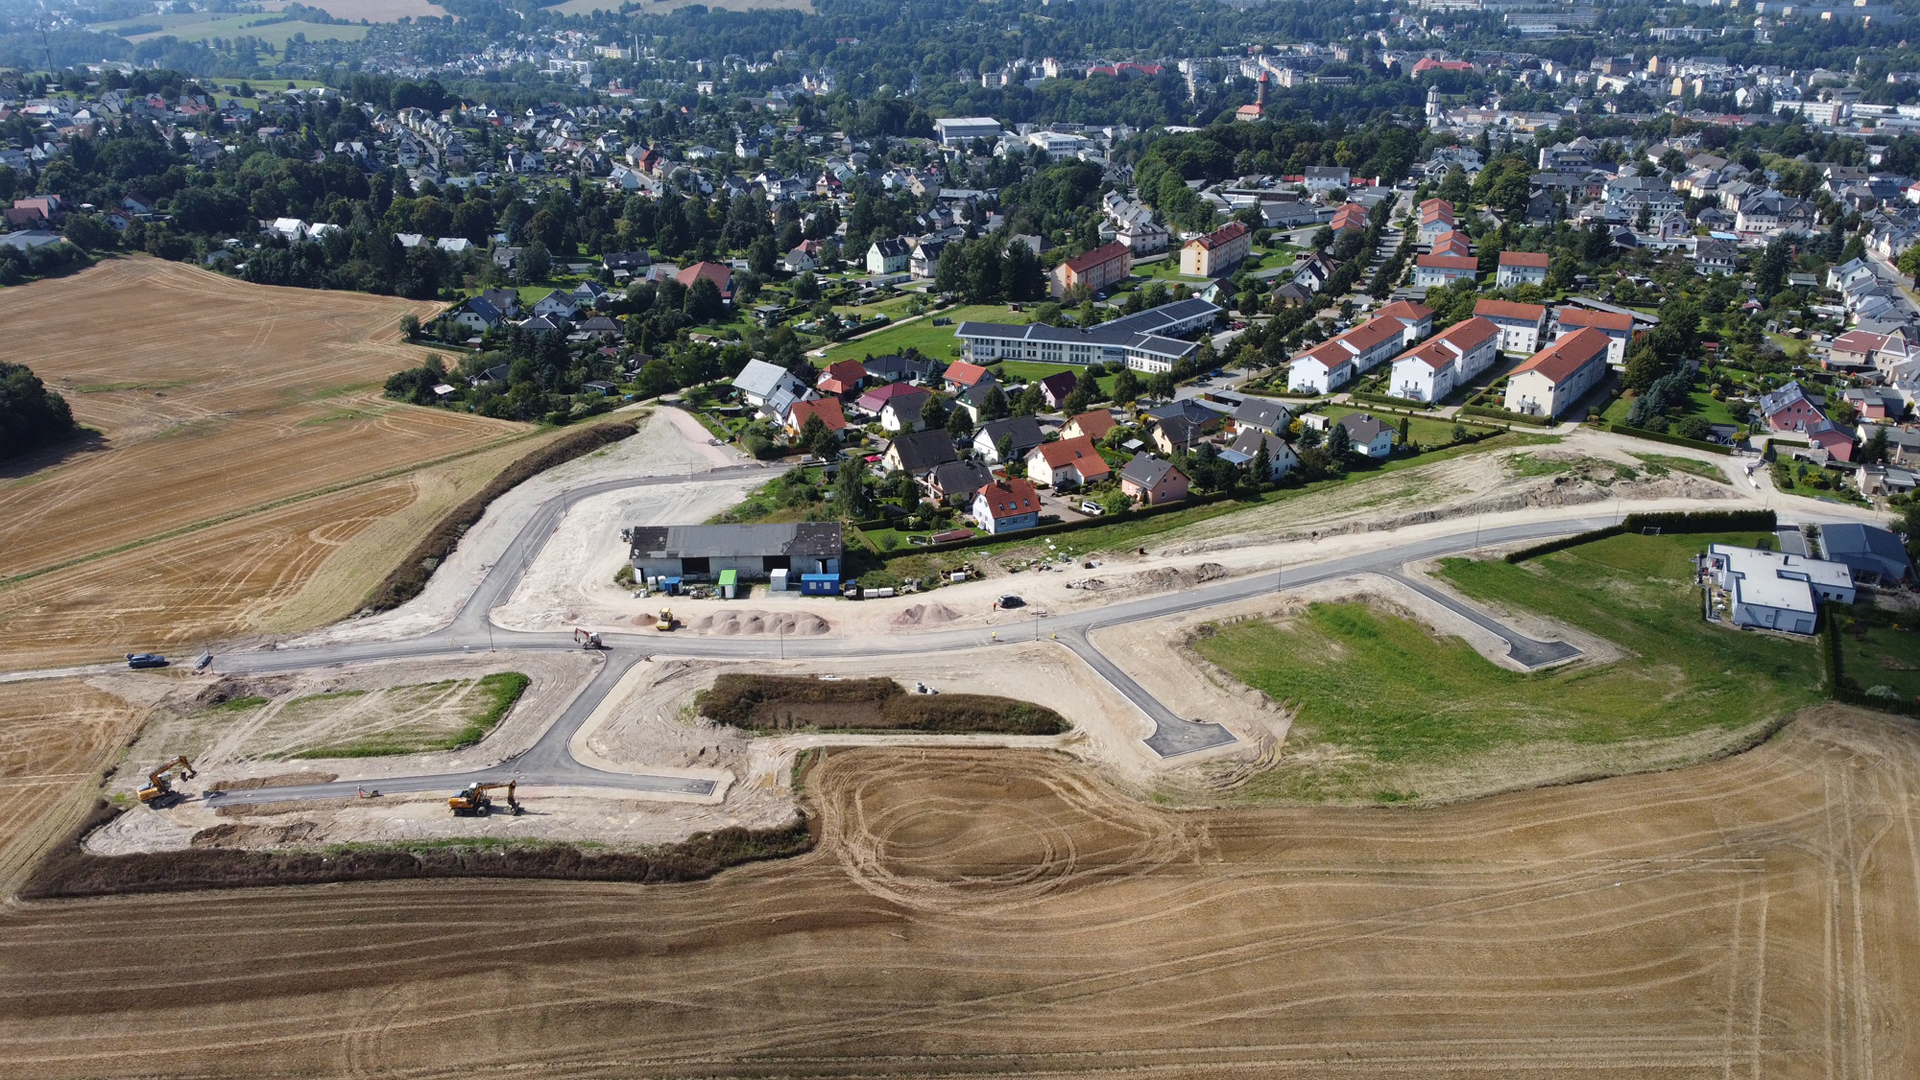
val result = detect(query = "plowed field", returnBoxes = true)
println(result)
[0,259,526,667]
[5,707,1918,1078]
[0,680,143,894]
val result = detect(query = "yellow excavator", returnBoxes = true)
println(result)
[138,756,197,806]
[448,780,522,817]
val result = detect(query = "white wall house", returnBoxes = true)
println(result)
[1707,543,1854,635]
[1473,300,1548,354]
[1503,327,1611,418]
[1388,316,1501,403]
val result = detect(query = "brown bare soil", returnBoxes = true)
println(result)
[0,259,534,667]
[697,673,1068,734]
[4,706,1919,1077]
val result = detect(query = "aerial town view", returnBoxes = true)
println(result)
[7,0,1920,1071]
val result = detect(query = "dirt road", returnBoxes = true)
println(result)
[4,707,1914,1078]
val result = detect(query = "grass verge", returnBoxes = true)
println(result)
[1191,531,1823,804]
[289,672,530,758]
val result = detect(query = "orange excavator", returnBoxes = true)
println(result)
[448,780,522,817]
[138,756,197,806]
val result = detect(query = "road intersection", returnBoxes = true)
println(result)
[209,445,1617,804]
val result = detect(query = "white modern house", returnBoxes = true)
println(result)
[1287,301,1434,394]
[1503,327,1610,419]
[1473,299,1549,354]
[1706,543,1854,635]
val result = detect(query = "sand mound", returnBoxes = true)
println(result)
[890,603,961,628]
[208,771,338,792]
[689,610,831,636]
[1134,562,1229,591]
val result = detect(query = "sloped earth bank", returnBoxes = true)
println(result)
[4,709,1918,1078]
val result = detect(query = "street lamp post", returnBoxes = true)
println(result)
[779,625,786,660]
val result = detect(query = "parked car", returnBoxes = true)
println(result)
[1080,501,1105,516]
[125,653,168,669]
[994,594,1025,609]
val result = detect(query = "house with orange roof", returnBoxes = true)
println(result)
[1413,253,1479,289]
[942,360,995,393]
[972,477,1041,535]
[784,397,848,440]
[1062,409,1118,442]
[1026,435,1111,489]
[1050,240,1132,299]
[1388,316,1500,403]
[816,360,867,397]
[1505,327,1611,418]
[1180,221,1253,278]
[1554,306,1638,366]
[1286,301,1435,393]
[1472,299,1549,353]
[1495,250,1551,287]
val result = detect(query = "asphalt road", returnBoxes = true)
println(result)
[208,491,1619,800]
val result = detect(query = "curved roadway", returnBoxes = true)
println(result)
[209,450,1619,806]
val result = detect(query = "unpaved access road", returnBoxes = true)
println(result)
[5,708,1916,1079]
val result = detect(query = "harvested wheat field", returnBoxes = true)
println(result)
[5,706,1919,1078]
[0,680,143,895]
[0,259,533,667]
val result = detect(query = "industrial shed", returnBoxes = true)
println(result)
[626,524,843,586]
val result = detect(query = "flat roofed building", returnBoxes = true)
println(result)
[933,117,1004,147]
[1707,543,1854,635]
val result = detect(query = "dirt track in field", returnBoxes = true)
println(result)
[0,680,144,895]
[5,705,1918,1079]
[0,259,528,667]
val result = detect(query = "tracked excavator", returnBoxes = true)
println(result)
[448,780,522,817]
[138,756,197,806]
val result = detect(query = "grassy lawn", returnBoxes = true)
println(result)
[1834,610,1920,701]
[1322,404,1473,449]
[289,673,531,759]
[1192,531,1822,804]
[100,14,370,46]
[816,303,1036,365]
[1682,386,1736,426]
[1631,453,1729,483]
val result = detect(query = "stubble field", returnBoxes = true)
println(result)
[5,709,1918,1078]
[0,259,534,668]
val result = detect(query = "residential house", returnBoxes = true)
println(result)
[1302,166,1351,192]
[1223,428,1300,481]
[974,416,1045,464]
[1759,380,1828,432]
[1052,240,1133,298]
[1694,238,1740,275]
[1063,409,1118,442]
[866,237,912,275]
[528,289,580,321]
[882,429,960,476]
[880,389,933,433]
[1706,543,1854,635]
[972,477,1042,535]
[1504,327,1611,419]
[1152,413,1207,455]
[570,280,610,309]
[1230,396,1292,435]
[943,361,996,394]
[1806,420,1857,462]
[784,397,848,440]
[1027,436,1111,489]
[1473,299,1548,353]
[923,460,994,503]
[1414,253,1479,289]
[1179,221,1253,278]
[1037,371,1078,410]
[450,296,504,333]
[816,360,867,398]
[783,245,818,273]
[1495,250,1550,287]
[732,358,811,412]
[1429,230,1473,258]
[675,261,735,301]
[1119,454,1191,506]
[1555,306,1636,367]
[1311,411,1395,457]
[1287,301,1434,393]
[1417,198,1456,244]
[576,315,622,340]
[1388,316,1501,403]
[909,237,948,279]
[1819,523,1913,585]
[1330,203,1369,234]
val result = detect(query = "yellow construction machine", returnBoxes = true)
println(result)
[448,780,522,817]
[138,756,197,806]
[656,607,675,631]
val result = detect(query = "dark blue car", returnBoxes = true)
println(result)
[125,653,168,669]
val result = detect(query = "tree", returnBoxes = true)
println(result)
[518,241,551,284]
[1062,379,1097,415]
[1015,382,1045,416]
[1862,424,1891,465]
[978,384,1010,421]
[1451,422,1469,444]
[1251,439,1272,488]
[995,433,1014,464]
[1326,419,1353,458]
[946,403,974,440]
[800,413,839,461]
[684,276,726,324]
[400,312,420,340]
[1298,423,1322,449]
[0,361,80,460]
[1397,416,1411,447]
[921,392,949,430]
[636,358,679,398]
[1112,367,1142,404]
[834,455,869,518]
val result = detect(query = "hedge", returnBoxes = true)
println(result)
[1503,509,1778,563]
[1459,403,1555,426]
[364,418,642,611]
[1610,422,1733,455]
[1348,390,1427,409]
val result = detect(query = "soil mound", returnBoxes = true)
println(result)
[689,610,831,636]
[208,771,338,792]
[890,603,961,628]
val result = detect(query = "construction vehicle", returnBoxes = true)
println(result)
[138,756,197,806]
[656,607,675,631]
[573,628,605,649]
[448,780,522,817]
